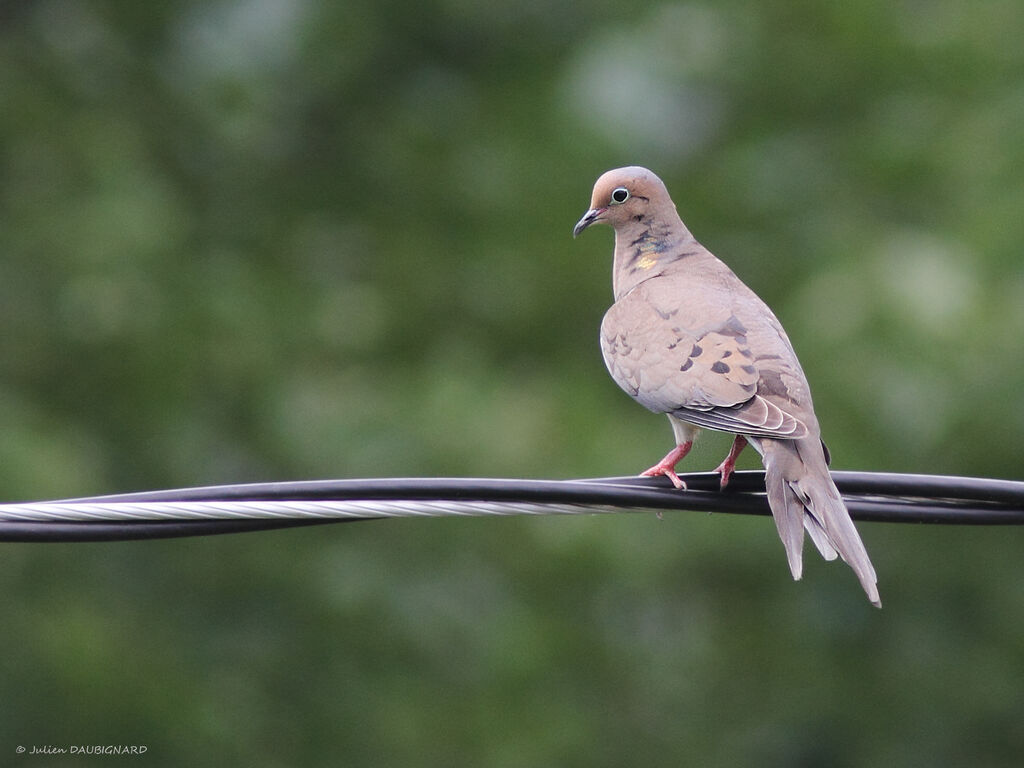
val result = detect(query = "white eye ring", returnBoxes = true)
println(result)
[610,186,630,204]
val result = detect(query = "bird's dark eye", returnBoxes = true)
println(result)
[610,187,630,204]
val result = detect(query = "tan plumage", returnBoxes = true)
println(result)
[574,166,880,606]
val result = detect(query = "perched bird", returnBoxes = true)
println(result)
[574,166,880,606]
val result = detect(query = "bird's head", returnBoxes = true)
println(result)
[572,166,671,237]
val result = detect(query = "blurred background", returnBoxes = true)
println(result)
[2,0,1023,764]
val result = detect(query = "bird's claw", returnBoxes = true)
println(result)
[714,435,748,490]
[641,464,687,490]
[713,458,734,490]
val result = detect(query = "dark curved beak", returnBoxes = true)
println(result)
[573,207,605,238]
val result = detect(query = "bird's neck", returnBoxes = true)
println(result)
[612,218,696,299]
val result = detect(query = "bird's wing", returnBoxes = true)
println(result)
[601,279,808,439]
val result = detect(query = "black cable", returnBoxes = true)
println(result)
[0,518,337,543]
[2,470,1022,543]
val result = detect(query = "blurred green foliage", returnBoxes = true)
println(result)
[1,0,1023,765]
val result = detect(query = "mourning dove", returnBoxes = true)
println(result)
[574,166,880,607]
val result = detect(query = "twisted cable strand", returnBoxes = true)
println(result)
[0,499,616,523]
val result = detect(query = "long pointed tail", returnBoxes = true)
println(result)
[757,437,881,607]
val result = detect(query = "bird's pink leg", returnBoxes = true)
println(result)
[641,442,693,489]
[714,435,748,490]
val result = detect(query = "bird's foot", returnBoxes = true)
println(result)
[640,441,693,490]
[714,435,748,490]
[641,464,687,490]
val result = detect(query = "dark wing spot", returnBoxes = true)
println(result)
[741,364,757,374]
[710,361,730,374]
[739,349,754,359]
[721,315,748,340]
[680,359,693,372]
[689,344,703,357]
[758,369,788,398]
[721,350,732,358]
